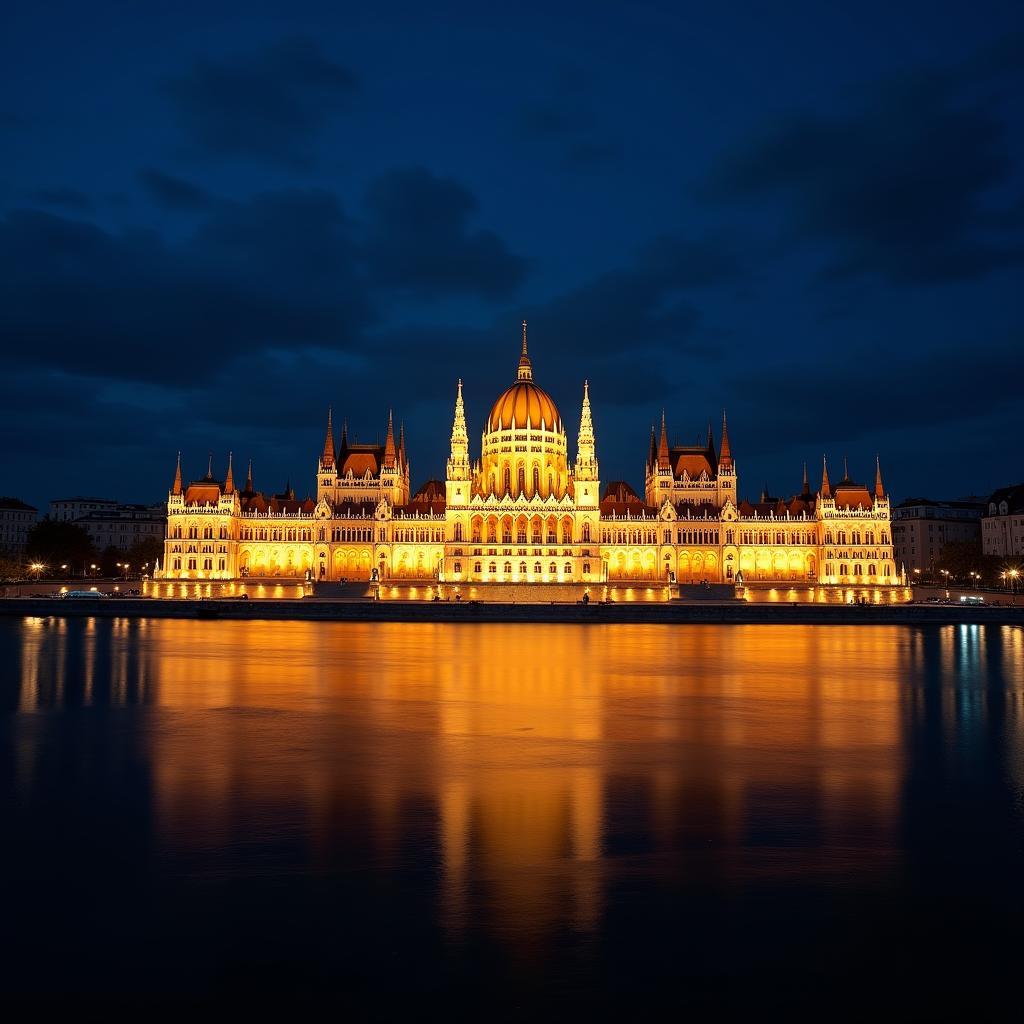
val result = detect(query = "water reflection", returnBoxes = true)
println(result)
[2,618,1023,1008]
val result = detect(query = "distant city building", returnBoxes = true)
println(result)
[892,497,986,573]
[50,496,118,522]
[49,496,166,552]
[982,483,1024,559]
[0,497,38,557]
[73,504,167,552]
[159,326,900,592]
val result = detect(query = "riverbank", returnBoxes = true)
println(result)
[2,596,1023,625]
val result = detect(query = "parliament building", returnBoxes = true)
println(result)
[159,325,900,596]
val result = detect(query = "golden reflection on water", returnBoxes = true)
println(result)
[10,617,1024,945]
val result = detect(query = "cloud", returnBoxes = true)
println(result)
[703,66,1024,284]
[728,332,1024,456]
[164,36,357,162]
[564,140,622,168]
[27,187,93,211]
[362,167,528,298]
[0,190,370,385]
[137,167,212,210]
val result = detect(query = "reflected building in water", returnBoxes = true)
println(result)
[11,619,1021,946]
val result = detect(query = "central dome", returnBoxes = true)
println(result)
[487,321,562,432]
[488,380,561,431]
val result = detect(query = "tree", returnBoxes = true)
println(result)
[127,536,164,572]
[25,519,96,575]
[936,540,1001,585]
[99,545,122,577]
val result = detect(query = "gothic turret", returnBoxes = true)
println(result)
[575,379,599,482]
[172,452,182,496]
[821,455,832,499]
[320,408,336,469]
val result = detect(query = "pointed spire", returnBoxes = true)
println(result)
[821,455,832,499]
[802,461,810,496]
[576,378,598,481]
[875,454,885,498]
[245,458,253,493]
[321,407,335,468]
[172,451,182,495]
[760,482,769,503]
[658,410,670,467]
[517,320,533,381]
[843,454,850,482]
[224,451,234,494]
[447,378,470,482]
[719,409,733,469]
[205,452,213,481]
[384,409,396,467]
[398,420,406,468]
[706,418,715,457]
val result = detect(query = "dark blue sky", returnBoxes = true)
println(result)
[2,1,1022,509]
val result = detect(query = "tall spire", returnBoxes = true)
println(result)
[224,451,234,495]
[658,410,670,468]
[843,454,850,482]
[245,458,253,493]
[821,455,832,499]
[447,379,470,481]
[875,454,885,498]
[384,409,397,467]
[802,461,810,496]
[706,418,715,458]
[719,409,733,469]
[576,379,598,481]
[517,320,533,381]
[205,452,213,481]
[398,421,406,468]
[338,419,349,457]
[321,407,335,468]
[172,451,182,495]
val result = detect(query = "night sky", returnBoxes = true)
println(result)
[2,1,1022,510]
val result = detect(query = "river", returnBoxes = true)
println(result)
[2,617,1022,1015]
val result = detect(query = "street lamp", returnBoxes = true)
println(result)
[30,562,44,581]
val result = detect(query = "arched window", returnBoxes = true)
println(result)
[564,562,572,576]
[549,561,557,574]
[533,466,540,494]
[454,522,463,541]
[503,468,511,494]
[503,561,512,574]
[582,522,591,542]
[534,561,541,574]
[488,562,496,574]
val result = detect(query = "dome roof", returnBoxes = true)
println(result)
[488,380,561,431]
[487,320,562,431]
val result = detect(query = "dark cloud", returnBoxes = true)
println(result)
[703,67,1024,284]
[164,36,357,162]
[27,187,93,210]
[564,140,622,168]
[137,167,212,210]
[729,332,1024,456]
[362,167,528,298]
[0,190,369,385]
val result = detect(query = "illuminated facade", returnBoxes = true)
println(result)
[160,325,899,590]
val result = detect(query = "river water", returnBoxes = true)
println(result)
[2,617,1022,1015]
